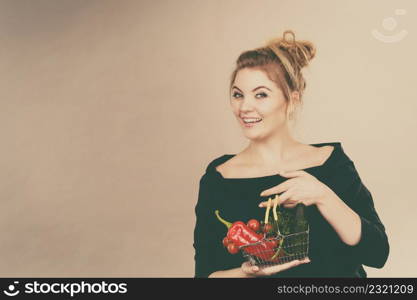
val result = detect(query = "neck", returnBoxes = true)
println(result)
[242,127,302,166]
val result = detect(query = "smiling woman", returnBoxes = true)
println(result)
[230,30,315,128]
[193,30,389,278]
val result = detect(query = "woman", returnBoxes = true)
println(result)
[193,30,389,278]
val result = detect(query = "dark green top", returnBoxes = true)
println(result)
[193,142,389,277]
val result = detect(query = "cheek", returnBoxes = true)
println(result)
[230,100,240,114]
[261,101,285,117]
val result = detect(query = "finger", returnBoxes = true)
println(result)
[296,257,311,264]
[260,181,290,197]
[241,261,259,275]
[258,200,269,207]
[259,192,293,208]
[276,189,293,204]
[242,261,259,272]
[259,195,275,208]
[280,170,307,178]
[283,201,299,208]
[301,257,311,263]
[258,197,275,207]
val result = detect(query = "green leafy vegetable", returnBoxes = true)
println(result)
[263,203,309,257]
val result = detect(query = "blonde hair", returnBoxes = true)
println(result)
[229,30,316,121]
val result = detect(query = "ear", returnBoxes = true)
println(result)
[286,91,300,120]
[291,91,300,104]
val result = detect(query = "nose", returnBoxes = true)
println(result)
[239,97,256,113]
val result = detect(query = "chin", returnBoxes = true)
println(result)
[243,131,265,141]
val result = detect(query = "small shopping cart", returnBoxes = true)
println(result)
[240,203,310,267]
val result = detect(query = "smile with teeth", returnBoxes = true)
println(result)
[242,117,262,124]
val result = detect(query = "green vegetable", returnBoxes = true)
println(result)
[263,202,309,257]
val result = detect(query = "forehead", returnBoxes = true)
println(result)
[233,68,276,90]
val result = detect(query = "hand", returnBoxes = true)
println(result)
[241,257,311,277]
[258,170,332,208]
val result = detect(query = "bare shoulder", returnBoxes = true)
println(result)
[215,153,247,178]
[312,144,335,165]
[215,144,335,178]
[278,143,335,170]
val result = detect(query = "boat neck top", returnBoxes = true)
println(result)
[193,141,390,278]
[207,142,342,181]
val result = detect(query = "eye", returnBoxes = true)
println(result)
[256,92,268,99]
[231,92,242,99]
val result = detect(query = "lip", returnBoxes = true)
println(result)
[240,117,262,128]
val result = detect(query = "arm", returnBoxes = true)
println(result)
[316,164,390,268]
[316,187,362,246]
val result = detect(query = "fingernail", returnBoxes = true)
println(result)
[252,266,259,272]
[260,192,265,196]
[258,203,263,207]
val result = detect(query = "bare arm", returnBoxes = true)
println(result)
[316,176,389,268]
[316,187,362,246]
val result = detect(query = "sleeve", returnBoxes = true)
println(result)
[193,173,223,278]
[329,162,390,269]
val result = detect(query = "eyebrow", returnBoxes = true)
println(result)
[231,85,272,92]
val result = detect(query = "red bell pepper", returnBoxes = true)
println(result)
[215,210,280,262]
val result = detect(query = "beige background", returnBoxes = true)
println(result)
[0,0,415,277]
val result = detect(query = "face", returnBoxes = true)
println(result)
[230,68,296,140]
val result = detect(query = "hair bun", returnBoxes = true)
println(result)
[267,30,316,69]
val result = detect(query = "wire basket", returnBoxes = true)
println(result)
[240,201,310,267]
[239,225,309,267]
